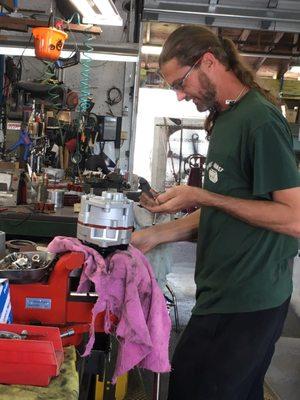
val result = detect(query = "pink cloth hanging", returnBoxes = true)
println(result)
[47,237,171,382]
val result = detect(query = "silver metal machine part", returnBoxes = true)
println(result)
[77,191,134,248]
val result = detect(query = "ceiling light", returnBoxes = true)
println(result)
[141,45,162,55]
[80,52,138,62]
[290,66,300,73]
[69,0,123,26]
[0,47,36,57]
[0,46,138,62]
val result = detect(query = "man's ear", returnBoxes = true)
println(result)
[202,52,217,68]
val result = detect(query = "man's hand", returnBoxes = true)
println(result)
[140,185,205,214]
[131,209,201,251]
[131,227,159,253]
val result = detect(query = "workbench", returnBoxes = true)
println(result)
[0,206,77,238]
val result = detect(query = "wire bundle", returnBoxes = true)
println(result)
[106,86,123,116]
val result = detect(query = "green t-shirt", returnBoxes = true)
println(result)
[193,89,300,315]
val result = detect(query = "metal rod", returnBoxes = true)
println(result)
[128,21,143,174]
[240,51,298,59]
[149,2,300,15]
[143,7,300,24]
[178,124,183,185]
[152,373,161,400]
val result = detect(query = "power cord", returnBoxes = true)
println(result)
[105,86,122,116]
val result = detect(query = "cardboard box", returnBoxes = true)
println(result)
[286,108,298,123]
[0,279,13,323]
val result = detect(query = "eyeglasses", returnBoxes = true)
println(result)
[160,55,203,91]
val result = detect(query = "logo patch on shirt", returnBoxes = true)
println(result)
[208,168,218,183]
[207,161,224,184]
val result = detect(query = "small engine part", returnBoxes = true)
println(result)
[77,192,134,248]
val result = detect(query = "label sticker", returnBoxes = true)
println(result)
[25,298,52,310]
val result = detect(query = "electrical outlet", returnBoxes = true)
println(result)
[121,131,128,140]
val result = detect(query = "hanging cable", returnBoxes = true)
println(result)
[105,86,123,116]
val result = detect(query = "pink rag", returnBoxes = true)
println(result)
[47,237,171,382]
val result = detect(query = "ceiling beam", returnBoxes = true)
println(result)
[253,31,284,70]
[143,2,300,33]
[0,15,102,34]
[208,0,219,14]
[239,29,251,43]
[238,29,251,50]
[276,61,290,79]
[205,0,219,26]
[292,33,299,55]
[267,0,278,8]
[260,0,279,29]
[145,21,151,43]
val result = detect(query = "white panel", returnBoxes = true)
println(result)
[133,88,207,182]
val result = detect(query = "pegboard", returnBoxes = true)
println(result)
[63,60,125,117]
[20,58,125,117]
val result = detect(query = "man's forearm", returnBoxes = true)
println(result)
[201,190,300,237]
[154,209,200,244]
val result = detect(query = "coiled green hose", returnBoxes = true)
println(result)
[42,61,61,109]
[79,27,94,115]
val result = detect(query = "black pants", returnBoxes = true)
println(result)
[167,297,290,400]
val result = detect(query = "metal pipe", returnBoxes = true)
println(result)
[178,124,183,185]
[152,373,161,400]
[143,7,300,24]
[128,21,143,175]
[150,2,300,15]
[141,44,299,60]
[240,51,299,59]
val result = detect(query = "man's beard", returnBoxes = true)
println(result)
[193,72,218,112]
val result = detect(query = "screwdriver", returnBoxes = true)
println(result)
[138,177,159,225]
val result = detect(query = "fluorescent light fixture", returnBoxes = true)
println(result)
[0,46,138,62]
[0,47,36,57]
[290,66,300,73]
[141,45,162,55]
[69,0,123,26]
[81,52,138,62]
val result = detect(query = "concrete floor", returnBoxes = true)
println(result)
[161,241,300,400]
[265,254,300,400]
[119,241,300,400]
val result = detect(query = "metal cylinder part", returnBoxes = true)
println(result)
[47,189,64,209]
[6,240,37,253]
[77,191,134,248]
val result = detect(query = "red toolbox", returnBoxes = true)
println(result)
[0,323,64,386]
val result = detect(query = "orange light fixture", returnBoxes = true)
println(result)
[32,27,68,61]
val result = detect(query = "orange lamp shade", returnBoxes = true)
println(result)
[32,27,68,61]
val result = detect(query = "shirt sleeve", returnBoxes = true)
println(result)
[248,116,300,198]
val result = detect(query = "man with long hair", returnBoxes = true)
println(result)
[132,25,300,399]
